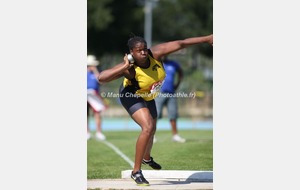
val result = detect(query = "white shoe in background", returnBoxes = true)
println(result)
[153,136,157,143]
[87,132,91,140]
[172,134,186,143]
[95,132,106,141]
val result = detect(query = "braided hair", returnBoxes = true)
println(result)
[127,35,147,51]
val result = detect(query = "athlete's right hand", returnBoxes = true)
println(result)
[123,54,134,69]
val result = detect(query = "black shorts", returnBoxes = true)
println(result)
[119,84,157,119]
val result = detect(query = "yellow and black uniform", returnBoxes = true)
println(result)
[123,55,166,101]
[119,50,166,118]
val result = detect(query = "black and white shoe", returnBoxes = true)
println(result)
[131,170,149,186]
[142,157,162,170]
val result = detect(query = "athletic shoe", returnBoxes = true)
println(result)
[142,157,161,170]
[131,170,149,186]
[87,133,91,140]
[172,134,186,143]
[95,132,106,141]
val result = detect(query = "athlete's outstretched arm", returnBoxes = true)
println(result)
[151,34,213,60]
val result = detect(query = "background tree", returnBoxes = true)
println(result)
[152,0,213,57]
[87,0,212,57]
[87,0,144,57]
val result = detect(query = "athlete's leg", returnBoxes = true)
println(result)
[143,100,158,160]
[130,107,155,173]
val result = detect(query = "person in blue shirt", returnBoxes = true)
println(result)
[155,56,186,143]
[87,55,108,140]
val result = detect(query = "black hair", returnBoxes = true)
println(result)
[127,34,147,50]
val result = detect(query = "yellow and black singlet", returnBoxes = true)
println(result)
[123,51,166,101]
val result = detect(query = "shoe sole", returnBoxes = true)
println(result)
[142,162,162,170]
[131,178,150,186]
[137,183,150,186]
[142,161,162,170]
[149,166,161,170]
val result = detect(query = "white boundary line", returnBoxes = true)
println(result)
[102,140,134,168]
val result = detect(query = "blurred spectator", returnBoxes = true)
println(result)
[87,55,108,140]
[155,56,186,143]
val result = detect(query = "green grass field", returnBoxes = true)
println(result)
[87,129,213,179]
